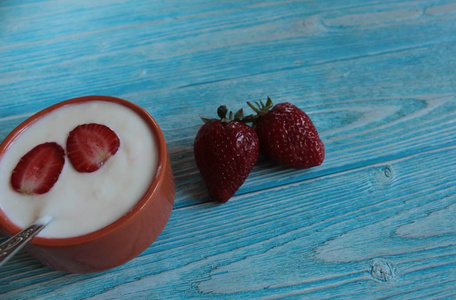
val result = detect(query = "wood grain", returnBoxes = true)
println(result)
[2,147,455,299]
[1,0,455,299]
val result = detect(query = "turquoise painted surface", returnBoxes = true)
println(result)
[1,0,455,298]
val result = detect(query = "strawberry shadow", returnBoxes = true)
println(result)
[167,140,297,207]
[167,139,304,207]
[166,142,214,207]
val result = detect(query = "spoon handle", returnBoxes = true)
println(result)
[0,223,46,267]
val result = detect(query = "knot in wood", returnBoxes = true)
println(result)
[370,259,396,282]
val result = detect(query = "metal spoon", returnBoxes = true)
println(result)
[0,216,52,267]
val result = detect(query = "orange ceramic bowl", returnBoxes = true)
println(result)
[0,95,175,273]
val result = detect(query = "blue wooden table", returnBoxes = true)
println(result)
[1,0,455,298]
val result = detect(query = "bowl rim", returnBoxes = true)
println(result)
[0,95,168,247]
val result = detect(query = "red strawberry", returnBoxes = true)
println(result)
[194,106,259,203]
[66,123,120,173]
[10,142,65,195]
[248,98,325,169]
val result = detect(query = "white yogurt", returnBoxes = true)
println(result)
[0,101,157,238]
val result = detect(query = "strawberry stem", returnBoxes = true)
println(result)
[217,106,228,119]
[246,97,274,116]
[201,105,252,124]
[234,109,243,120]
[247,102,260,114]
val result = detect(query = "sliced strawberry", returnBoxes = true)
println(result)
[66,123,120,173]
[10,142,65,195]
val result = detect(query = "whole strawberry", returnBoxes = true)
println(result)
[194,106,259,203]
[248,98,325,169]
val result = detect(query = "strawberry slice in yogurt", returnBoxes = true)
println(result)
[67,123,120,173]
[10,142,65,195]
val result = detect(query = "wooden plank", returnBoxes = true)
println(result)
[1,0,408,48]
[1,0,455,298]
[1,145,454,298]
[0,0,353,48]
[124,37,455,206]
[1,0,456,115]
[1,44,455,210]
